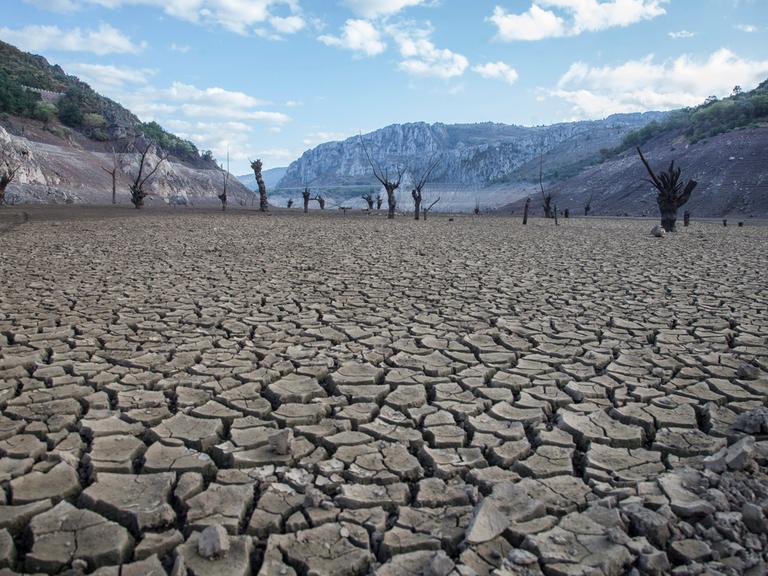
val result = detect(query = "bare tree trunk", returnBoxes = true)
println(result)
[412,189,421,221]
[683,211,690,227]
[386,186,396,220]
[554,204,558,226]
[584,205,590,216]
[251,159,268,212]
[523,198,529,225]
[111,172,116,204]
[659,199,677,232]
[0,179,10,205]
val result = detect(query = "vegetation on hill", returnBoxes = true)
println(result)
[0,40,210,164]
[606,80,768,157]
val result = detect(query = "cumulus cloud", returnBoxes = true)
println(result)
[490,0,667,41]
[551,49,768,118]
[388,24,468,79]
[472,61,519,85]
[318,19,387,56]
[735,24,758,33]
[67,63,156,91]
[342,0,429,18]
[0,23,144,55]
[25,0,306,38]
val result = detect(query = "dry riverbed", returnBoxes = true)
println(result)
[1,207,767,576]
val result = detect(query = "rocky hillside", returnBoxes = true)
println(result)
[0,41,251,205]
[500,81,768,218]
[502,125,768,218]
[276,114,665,210]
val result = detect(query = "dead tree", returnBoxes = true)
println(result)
[360,134,405,220]
[376,194,382,210]
[474,199,480,215]
[315,195,326,210]
[250,159,269,212]
[637,147,697,232]
[539,151,553,219]
[410,156,440,221]
[584,192,594,216]
[101,146,119,205]
[421,197,441,221]
[0,152,22,206]
[287,198,294,209]
[301,188,311,212]
[218,149,230,211]
[553,204,559,226]
[523,197,530,225]
[129,138,167,209]
[683,210,690,227]
[362,191,375,210]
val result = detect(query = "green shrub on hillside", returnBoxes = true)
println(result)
[606,84,768,156]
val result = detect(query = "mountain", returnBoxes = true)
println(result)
[501,80,768,218]
[0,40,252,205]
[238,167,287,191]
[274,113,666,210]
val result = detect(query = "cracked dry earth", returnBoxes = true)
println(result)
[1,209,768,576]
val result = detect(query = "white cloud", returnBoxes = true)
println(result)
[0,23,144,55]
[27,0,306,38]
[67,63,156,91]
[343,0,428,18]
[318,19,386,57]
[668,30,694,39]
[551,49,768,118]
[735,24,758,33]
[472,61,519,85]
[388,24,468,78]
[489,5,566,41]
[170,42,191,52]
[490,0,666,41]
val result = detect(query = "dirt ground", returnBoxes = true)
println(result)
[1,207,767,575]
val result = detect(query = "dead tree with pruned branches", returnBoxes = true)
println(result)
[250,159,269,212]
[376,194,382,210]
[362,191,375,210]
[315,195,326,210]
[359,134,405,220]
[0,148,22,206]
[637,147,697,232]
[302,187,311,212]
[410,156,439,221]
[287,198,294,209]
[101,146,119,205]
[129,138,167,209]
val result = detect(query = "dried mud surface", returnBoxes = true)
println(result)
[1,208,767,576]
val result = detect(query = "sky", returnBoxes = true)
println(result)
[2,0,767,174]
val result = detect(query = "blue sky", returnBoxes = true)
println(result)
[2,0,767,174]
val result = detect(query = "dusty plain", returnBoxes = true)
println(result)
[1,207,767,576]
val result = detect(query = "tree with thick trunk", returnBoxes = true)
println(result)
[376,194,382,210]
[315,195,326,209]
[359,134,404,220]
[410,156,439,221]
[129,138,167,209]
[101,146,119,205]
[250,159,269,212]
[637,147,697,232]
[302,188,311,212]
[362,191,375,210]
